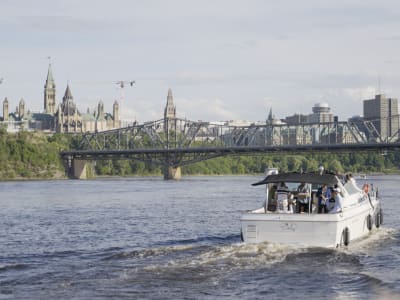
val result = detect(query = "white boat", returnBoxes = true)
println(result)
[240,172,383,248]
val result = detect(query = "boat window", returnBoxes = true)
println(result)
[286,182,299,192]
[344,181,361,195]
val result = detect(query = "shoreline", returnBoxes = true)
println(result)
[1,171,400,182]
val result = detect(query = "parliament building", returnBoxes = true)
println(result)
[1,64,121,133]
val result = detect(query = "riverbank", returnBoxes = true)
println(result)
[1,130,400,180]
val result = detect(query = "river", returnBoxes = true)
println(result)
[0,175,399,299]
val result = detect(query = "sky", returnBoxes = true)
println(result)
[1,0,400,123]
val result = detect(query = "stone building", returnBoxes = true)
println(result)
[164,88,176,130]
[80,100,120,132]
[54,85,121,133]
[55,85,82,133]
[44,64,56,114]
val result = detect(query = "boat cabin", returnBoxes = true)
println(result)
[252,172,367,214]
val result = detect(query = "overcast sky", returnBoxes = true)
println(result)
[1,0,400,123]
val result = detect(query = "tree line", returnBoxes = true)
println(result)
[0,129,399,180]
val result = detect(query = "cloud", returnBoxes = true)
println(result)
[2,0,400,125]
[177,97,237,121]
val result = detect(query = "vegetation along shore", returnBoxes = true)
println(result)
[1,129,400,180]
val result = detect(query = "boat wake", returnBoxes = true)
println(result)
[111,230,400,299]
[340,226,397,254]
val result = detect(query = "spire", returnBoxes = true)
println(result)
[164,88,176,119]
[45,64,55,88]
[61,84,76,116]
[167,88,173,105]
[64,84,73,100]
[44,63,56,114]
[268,108,273,121]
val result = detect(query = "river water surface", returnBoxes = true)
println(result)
[0,175,399,299]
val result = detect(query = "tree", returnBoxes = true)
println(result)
[328,159,344,174]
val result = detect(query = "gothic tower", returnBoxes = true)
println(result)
[3,98,9,121]
[164,88,176,119]
[55,84,81,133]
[44,64,56,114]
[164,88,176,131]
[113,100,119,128]
[97,100,104,119]
[19,98,25,119]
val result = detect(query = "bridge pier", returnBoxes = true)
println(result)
[163,166,181,180]
[65,158,94,179]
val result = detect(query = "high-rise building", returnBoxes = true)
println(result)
[363,94,399,140]
[307,103,334,123]
[44,64,56,114]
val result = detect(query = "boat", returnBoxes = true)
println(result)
[240,171,383,248]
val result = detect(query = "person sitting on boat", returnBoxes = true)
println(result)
[326,188,343,214]
[276,182,291,213]
[297,182,310,213]
[267,184,278,211]
[278,182,288,191]
[317,184,331,213]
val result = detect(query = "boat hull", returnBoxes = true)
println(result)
[241,202,381,248]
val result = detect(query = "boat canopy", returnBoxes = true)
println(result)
[252,172,340,186]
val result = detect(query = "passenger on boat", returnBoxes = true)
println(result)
[297,182,310,213]
[326,188,343,214]
[267,184,278,211]
[317,184,331,213]
[278,182,288,191]
[276,182,291,213]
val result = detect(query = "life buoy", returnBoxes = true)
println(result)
[366,214,372,231]
[342,227,350,246]
[363,184,369,194]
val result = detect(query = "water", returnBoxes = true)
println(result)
[0,175,399,299]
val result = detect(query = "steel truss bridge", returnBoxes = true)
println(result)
[60,117,400,177]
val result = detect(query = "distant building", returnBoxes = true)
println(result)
[1,97,54,132]
[44,64,56,114]
[164,88,176,130]
[55,85,120,133]
[284,113,308,125]
[81,100,120,132]
[55,85,82,133]
[307,103,334,123]
[266,108,284,125]
[363,94,399,141]
[0,64,123,133]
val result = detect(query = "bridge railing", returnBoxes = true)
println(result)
[72,118,376,152]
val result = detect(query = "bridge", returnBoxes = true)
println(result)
[60,117,400,179]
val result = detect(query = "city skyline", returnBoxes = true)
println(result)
[1,1,400,122]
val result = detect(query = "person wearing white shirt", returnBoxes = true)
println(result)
[327,188,343,213]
